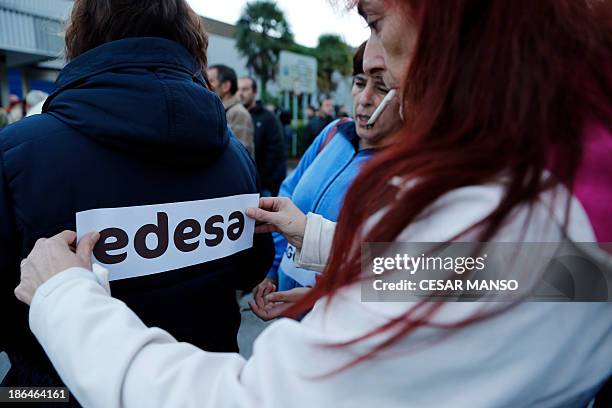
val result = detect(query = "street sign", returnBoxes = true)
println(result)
[278,50,317,94]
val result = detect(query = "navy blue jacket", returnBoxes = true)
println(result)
[0,37,273,386]
[249,101,286,196]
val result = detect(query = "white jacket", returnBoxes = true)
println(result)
[30,184,612,407]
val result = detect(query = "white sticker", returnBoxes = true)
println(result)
[279,244,320,287]
[76,194,259,281]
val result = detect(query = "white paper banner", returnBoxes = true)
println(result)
[76,194,259,281]
[279,244,320,287]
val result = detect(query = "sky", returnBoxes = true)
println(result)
[186,0,369,48]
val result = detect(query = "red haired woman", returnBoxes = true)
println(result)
[14,0,612,406]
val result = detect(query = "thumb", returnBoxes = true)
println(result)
[55,230,77,246]
[265,291,288,303]
[76,232,100,266]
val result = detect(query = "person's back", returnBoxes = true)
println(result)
[249,101,287,196]
[279,109,294,150]
[225,97,256,157]
[304,99,335,149]
[208,65,256,158]
[237,78,287,196]
[305,114,333,150]
[0,37,273,386]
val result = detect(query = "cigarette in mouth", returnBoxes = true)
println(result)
[365,89,397,129]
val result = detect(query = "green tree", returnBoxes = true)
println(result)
[313,34,352,95]
[235,0,293,99]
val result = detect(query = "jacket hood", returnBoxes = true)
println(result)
[44,37,228,163]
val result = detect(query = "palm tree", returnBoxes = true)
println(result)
[314,34,353,95]
[235,0,293,100]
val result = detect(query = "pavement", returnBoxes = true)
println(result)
[237,294,271,358]
[0,352,9,384]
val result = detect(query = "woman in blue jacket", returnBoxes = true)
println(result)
[0,0,273,389]
[250,42,402,319]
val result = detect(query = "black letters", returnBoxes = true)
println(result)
[134,212,169,259]
[94,207,249,264]
[174,219,201,252]
[286,244,296,261]
[94,228,129,264]
[204,214,224,246]
[226,211,245,241]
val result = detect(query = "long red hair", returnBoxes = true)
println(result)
[289,0,612,367]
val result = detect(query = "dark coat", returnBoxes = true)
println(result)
[0,37,273,386]
[249,101,286,196]
[305,114,335,149]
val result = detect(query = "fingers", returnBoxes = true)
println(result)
[248,299,262,317]
[249,298,290,321]
[54,230,77,246]
[262,302,292,319]
[14,284,31,306]
[251,277,278,318]
[265,291,287,303]
[257,282,276,309]
[266,287,310,303]
[251,282,260,302]
[249,300,272,321]
[262,282,276,298]
[254,284,267,309]
[250,285,299,321]
[245,207,279,225]
[258,197,283,211]
[76,232,100,266]
[245,207,258,219]
[253,279,274,309]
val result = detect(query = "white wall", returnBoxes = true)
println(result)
[206,33,249,78]
[332,76,354,115]
[206,33,284,100]
[205,32,352,109]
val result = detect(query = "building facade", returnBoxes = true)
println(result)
[0,0,71,106]
[0,5,254,108]
[203,17,250,78]
[1,2,350,114]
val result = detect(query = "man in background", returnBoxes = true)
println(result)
[305,98,335,149]
[238,77,286,196]
[6,95,24,124]
[208,65,255,158]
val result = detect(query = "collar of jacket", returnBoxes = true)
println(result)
[337,120,361,148]
[44,37,205,111]
[336,120,381,153]
[223,94,243,112]
[248,100,266,115]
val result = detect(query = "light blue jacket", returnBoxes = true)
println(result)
[267,119,377,290]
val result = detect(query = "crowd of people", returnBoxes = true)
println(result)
[0,90,49,129]
[1,68,346,200]
[1,0,611,407]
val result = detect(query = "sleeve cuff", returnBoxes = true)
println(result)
[32,267,97,302]
[295,212,333,272]
[30,266,111,350]
[31,265,111,309]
